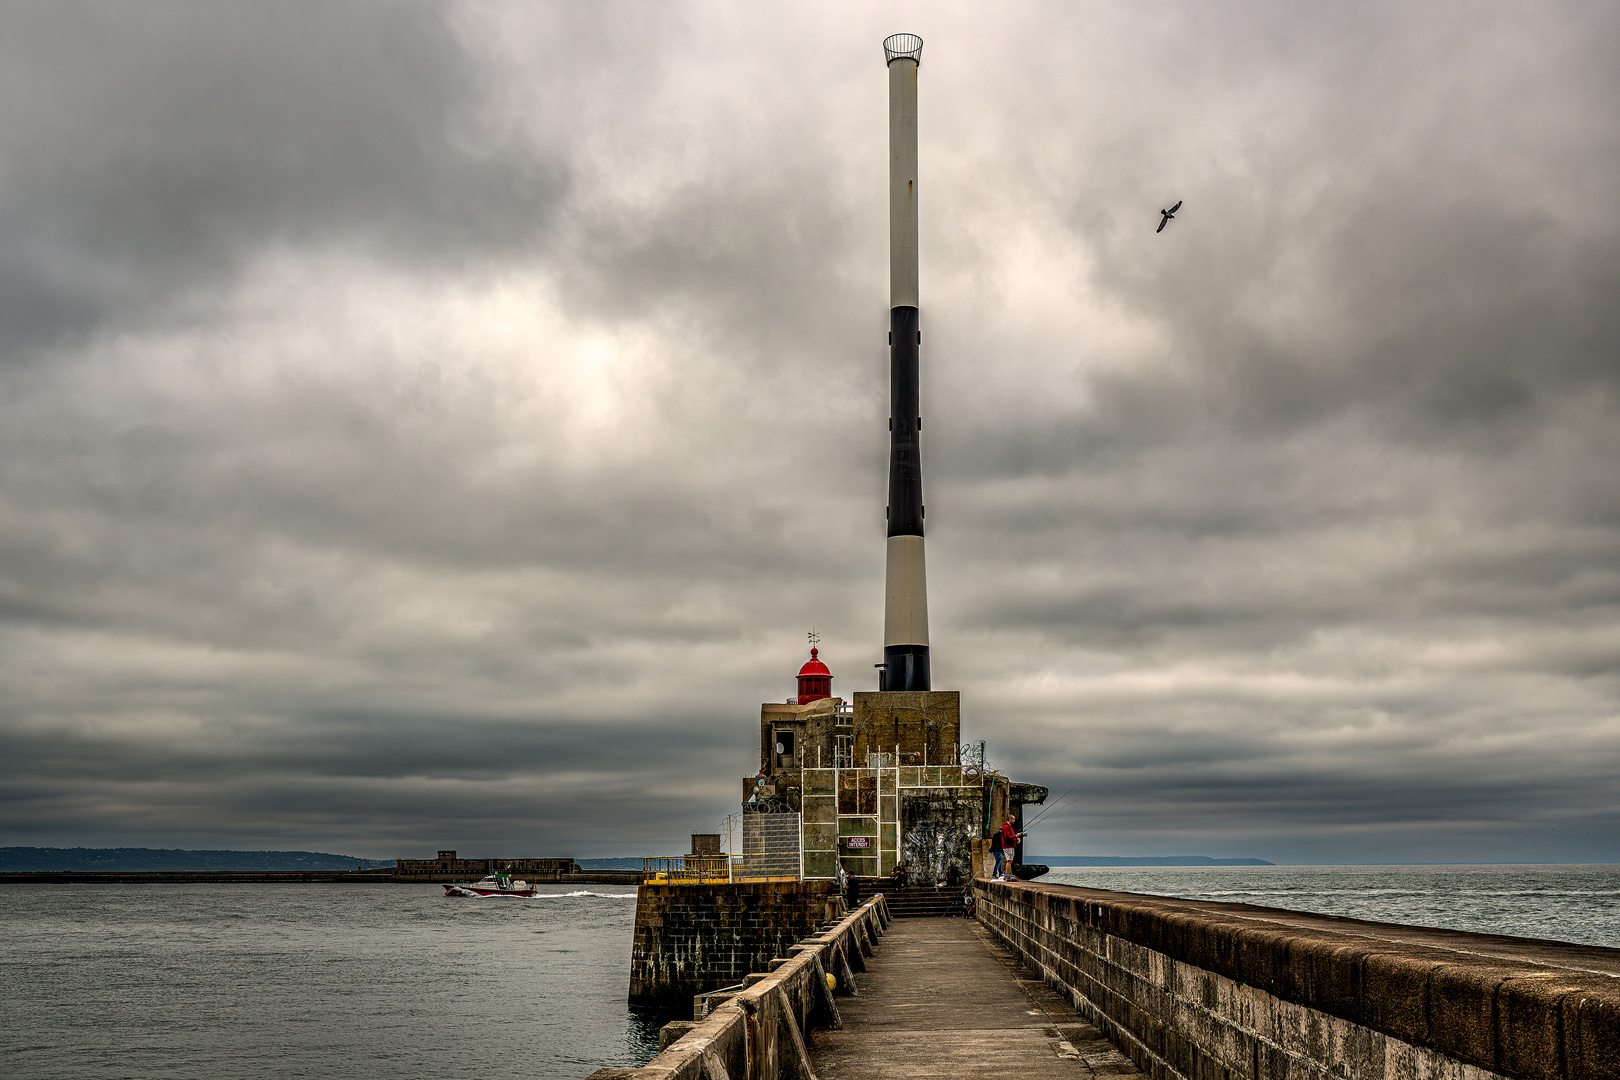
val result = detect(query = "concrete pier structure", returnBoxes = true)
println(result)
[594,878,1620,1079]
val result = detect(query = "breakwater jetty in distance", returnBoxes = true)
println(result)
[0,848,641,885]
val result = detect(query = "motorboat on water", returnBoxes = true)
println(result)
[443,872,537,897]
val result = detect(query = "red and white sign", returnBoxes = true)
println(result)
[845,836,871,849]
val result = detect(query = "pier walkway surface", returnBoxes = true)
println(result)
[809,916,1140,1079]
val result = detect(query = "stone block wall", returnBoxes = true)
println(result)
[975,879,1620,1080]
[852,690,959,763]
[628,880,843,1006]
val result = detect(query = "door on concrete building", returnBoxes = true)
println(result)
[773,728,796,770]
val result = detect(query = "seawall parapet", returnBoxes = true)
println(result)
[975,878,1620,1079]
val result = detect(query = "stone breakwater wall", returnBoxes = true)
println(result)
[975,879,1620,1080]
[0,870,643,885]
[629,880,845,1005]
[592,895,889,1080]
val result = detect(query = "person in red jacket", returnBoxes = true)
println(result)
[992,814,1023,880]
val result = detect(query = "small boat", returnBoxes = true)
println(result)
[443,872,537,897]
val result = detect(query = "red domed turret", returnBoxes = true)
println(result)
[796,647,833,704]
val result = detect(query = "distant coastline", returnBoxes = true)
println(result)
[0,847,639,886]
[1033,855,1275,866]
[1,847,393,872]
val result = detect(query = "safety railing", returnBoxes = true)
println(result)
[642,856,731,883]
[587,895,892,1079]
[730,853,799,882]
[641,855,801,884]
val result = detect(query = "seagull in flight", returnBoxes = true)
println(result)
[1157,200,1182,233]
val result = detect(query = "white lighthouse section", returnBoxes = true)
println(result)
[888,41,920,309]
[884,534,929,648]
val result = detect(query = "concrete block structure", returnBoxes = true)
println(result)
[852,689,958,763]
[740,647,1046,887]
[627,880,844,1005]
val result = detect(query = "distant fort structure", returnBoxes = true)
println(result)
[390,854,583,880]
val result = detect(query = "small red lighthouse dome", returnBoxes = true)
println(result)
[796,647,833,704]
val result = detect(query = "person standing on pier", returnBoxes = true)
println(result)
[994,815,1023,881]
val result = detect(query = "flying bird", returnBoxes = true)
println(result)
[1157,200,1182,233]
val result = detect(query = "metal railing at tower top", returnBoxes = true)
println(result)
[883,32,923,63]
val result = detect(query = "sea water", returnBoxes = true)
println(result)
[0,883,663,1080]
[1041,863,1620,948]
[4,866,1618,1079]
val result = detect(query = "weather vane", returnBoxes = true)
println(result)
[808,628,820,650]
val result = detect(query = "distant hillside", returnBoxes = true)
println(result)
[1033,856,1274,867]
[0,847,394,872]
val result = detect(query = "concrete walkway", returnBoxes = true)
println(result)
[809,917,1140,1079]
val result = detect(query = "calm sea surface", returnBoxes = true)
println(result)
[0,883,663,1080]
[3,866,1618,1079]
[1042,863,1620,948]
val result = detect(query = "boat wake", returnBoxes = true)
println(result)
[447,889,637,900]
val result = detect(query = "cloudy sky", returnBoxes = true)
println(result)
[2,1,1616,865]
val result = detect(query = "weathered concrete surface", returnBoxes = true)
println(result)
[810,916,1140,1078]
[976,879,1620,1080]
[852,690,960,763]
[629,879,844,1005]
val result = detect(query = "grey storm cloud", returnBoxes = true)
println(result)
[1,0,1617,863]
[0,1,565,354]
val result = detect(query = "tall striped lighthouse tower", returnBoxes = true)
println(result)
[880,33,929,692]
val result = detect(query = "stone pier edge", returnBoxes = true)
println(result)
[587,893,892,1080]
[973,878,1620,1080]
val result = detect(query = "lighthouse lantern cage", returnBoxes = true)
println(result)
[883,33,922,64]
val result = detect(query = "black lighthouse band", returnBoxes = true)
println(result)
[884,301,929,691]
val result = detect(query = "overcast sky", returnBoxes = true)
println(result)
[2,1,1616,864]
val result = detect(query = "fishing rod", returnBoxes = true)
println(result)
[1025,805,1085,831]
[1023,786,1079,830]
[1024,797,1074,831]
